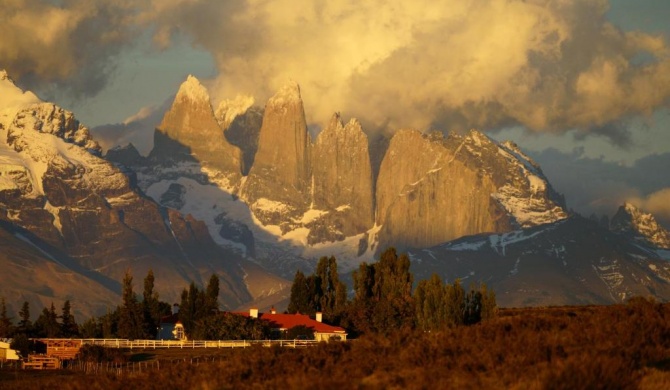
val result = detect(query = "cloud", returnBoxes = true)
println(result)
[530,148,670,226]
[146,0,670,144]
[3,0,669,146]
[91,97,172,155]
[0,0,140,99]
[629,188,670,226]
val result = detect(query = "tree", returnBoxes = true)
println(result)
[100,309,119,339]
[479,283,497,321]
[445,279,465,326]
[34,303,60,338]
[415,274,447,331]
[193,313,270,340]
[0,297,13,338]
[80,317,102,338]
[17,301,31,335]
[288,270,312,314]
[205,274,220,314]
[61,300,79,337]
[348,248,415,334]
[463,285,482,325]
[117,270,143,339]
[142,269,162,339]
[316,256,347,321]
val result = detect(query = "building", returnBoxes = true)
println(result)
[244,308,347,341]
[0,341,20,361]
[157,304,187,341]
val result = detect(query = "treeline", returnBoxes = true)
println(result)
[0,298,78,339]
[288,247,496,336]
[1,247,496,344]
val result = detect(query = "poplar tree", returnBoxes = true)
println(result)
[350,248,414,334]
[142,269,161,339]
[415,274,447,331]
[288,270,311,314]
[205,274,220,314]
[0,297,13,338]
[445,279,465,326]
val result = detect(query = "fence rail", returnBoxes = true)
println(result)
[35,338,320,350]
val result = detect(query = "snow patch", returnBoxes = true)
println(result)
[299,209,328,224]
[43,201,63,235]
[446,240,487,251]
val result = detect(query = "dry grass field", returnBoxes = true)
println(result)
[2,300,670,389]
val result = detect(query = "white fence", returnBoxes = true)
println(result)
[38,338,320,349]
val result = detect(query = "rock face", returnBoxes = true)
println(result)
[0,73,253,318]
[611,203,670,249]
[216,99,263,176]
[410,216,670,307]
[376,129,567,249]
[240,82,312,227]
[137,78,569,263]
[151,75,242,187]
[310,114,374,242]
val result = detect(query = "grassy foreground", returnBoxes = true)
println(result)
[2,300,670,389]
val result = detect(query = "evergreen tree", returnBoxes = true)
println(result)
[17,301,31,335]
[287,270,312,314]
[34,303,60,338]
[117,270,143,339]
[463,285,482,325]
[101,308,119,339]
[0,297,13,338]
[79,317,102,338]
[61,300,79,337]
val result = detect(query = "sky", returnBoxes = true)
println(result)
[1,0,669,224]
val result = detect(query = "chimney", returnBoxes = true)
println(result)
[250,308,258,319]
[316,312,322,322]
[270,306,276,314]
[172,304,179,315]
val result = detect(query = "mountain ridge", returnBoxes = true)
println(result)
[3,71,670,318]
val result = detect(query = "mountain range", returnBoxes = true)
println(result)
[1,70,669,320]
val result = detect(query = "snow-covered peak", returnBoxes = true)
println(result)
[268,81,302,107]
[0,72,40,107]
[175,75,211,104]
[611,202,670,249]
[464,128,493,147]
[215,95,255,129]
[0,71,41,129]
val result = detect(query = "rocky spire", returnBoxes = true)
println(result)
[152,75,242,185]
[241,81,311,218]
[310,113,374,241]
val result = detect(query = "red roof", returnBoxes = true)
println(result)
[238,312,346,333]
